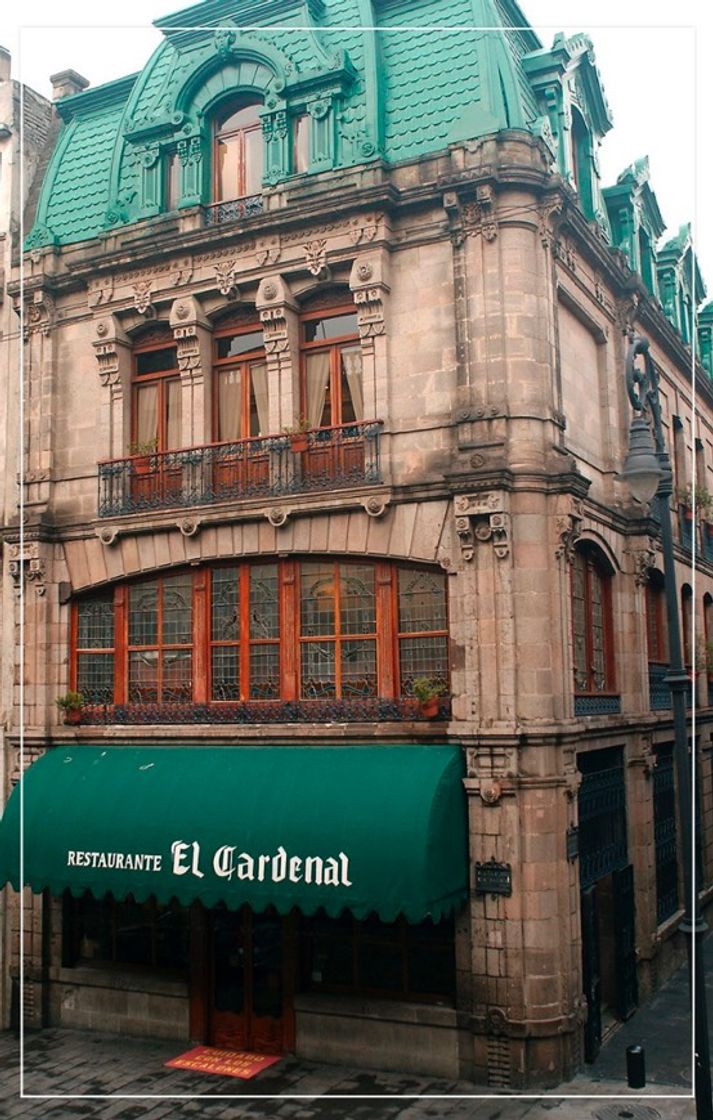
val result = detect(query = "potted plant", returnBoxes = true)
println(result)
[676,482,713,521]
[56,690,84,726]
[412,677,444,719]
[282,416,311,454]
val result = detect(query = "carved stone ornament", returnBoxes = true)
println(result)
[631,538,659,585]
[555,499,584,563]
[479,779,502,805]
[454,493,510,561]
[132,280,153,315]
[177,517,201,537]
[443,188,498,246]
[255,237,281,267]
[486,1008,509,1036]
[21,289,55,339]
[92,318,129,389]
[348,212,382,245]
[362,496,389,518]
[265,507,289,528]
[353,287,385,339]
[262,281,278,301]
[538,195,565,251]
[8,542,46,596]
[215,261,239,298]
[96,526,119,547]
[304,239,328,278]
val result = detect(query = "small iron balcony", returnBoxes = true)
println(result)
[202,194,263,226]
[97,421,383,518]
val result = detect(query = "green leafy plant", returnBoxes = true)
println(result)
[282,415,311,436]
[128,437,158,456]
[55,690,84,712]
[412,677,444,703]
[677,482,713,517]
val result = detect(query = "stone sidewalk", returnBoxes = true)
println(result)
[1,937,708,1119]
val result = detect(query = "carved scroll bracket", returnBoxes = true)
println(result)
[349,254,390,343]
[93,316,131,389]
[628,536,660,585]
[554,497,583,563]
[453,492,510,561]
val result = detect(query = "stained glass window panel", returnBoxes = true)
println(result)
[301,564,335,636]
[129,650,159,702]
[399,636,448,695]
[250,566,279,638]
[572,554,588,691]
[339,565,375,634]
[212,568,239,641]
[301,641,336,698]
[250,646,280,699]
[398,570,447,633]
[77,653,115,705]
[129,582,158,646]
[590,568,605,691]
[162,575,192,644]
[341,640,377,697]
[77,594,114,648]
[162,650,192,702]
[212,646,239,701]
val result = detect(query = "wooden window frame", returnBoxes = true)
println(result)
[125,573,194,705]
[299,303,361,430]
[645,571,669,665]
[131,338,180,454]
[212,99,263,203]
[299,912,456,1004]
[70,561,450,711]
[212,322,266,443]
[571,546,617,697]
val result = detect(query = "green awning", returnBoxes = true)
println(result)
[0,745,467,922]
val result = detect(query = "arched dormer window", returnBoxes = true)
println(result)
[213,99,263,202]
[570,108,594,219]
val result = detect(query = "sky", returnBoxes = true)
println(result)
[3,0,711,293]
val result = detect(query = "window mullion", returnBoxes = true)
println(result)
[240,563,250,701]
[193,570,208,704]
[115,585,128,705]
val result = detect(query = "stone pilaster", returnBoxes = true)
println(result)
[349,251,390,424]
[169,296,211,447]
[92,315,131,459]
[256,275,299,434]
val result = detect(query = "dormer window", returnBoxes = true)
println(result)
[213,99,263,201]
[570,108,593,219]
[293,113,310,175]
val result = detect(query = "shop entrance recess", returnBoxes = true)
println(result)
[577,748,638,1062]
[191,905,295,1053]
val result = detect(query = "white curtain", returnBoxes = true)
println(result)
[166,379,182,450]
[250,361,269,436]
[217,368,242,442]
[305,352,330,428]
[135,384,157,449]
[341,347,364,421]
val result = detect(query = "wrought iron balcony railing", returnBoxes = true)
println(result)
[648,661,693,710]
[202,194,263,226]
[75,697,451,725]
[98,421,383,518]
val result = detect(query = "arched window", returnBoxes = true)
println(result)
[570,108,594,219]
[571,544,616,698]
[645,570,668,665]
[70,561,450,722]
[213,99,263,202]
[681,584,693,668]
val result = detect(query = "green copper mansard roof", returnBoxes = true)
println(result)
[27,0,548,248]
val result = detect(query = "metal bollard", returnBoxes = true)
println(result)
[626,1044,646,1089]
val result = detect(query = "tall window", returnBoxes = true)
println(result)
[214,100,263,202]
[70,561,449,718]
[571,545,616,696]
[131,341,181,454]
[128,574,193,703]
[570,108,594,219]
[300,303,363,430]
[645,570,668,664]
[681,584,693,669]
[293,113,310,174]
[213,324,268,441]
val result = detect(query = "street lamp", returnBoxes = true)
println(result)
[622,334,712,1118]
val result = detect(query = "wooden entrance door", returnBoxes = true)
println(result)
[209,907,293,1052]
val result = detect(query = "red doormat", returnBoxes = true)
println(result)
[165,1046,282,1079]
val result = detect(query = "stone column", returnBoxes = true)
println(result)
[349,252,390,424]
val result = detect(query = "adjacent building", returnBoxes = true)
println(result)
[1,0,712,1090]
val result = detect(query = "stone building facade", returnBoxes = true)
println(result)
[1,0,712,1090]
